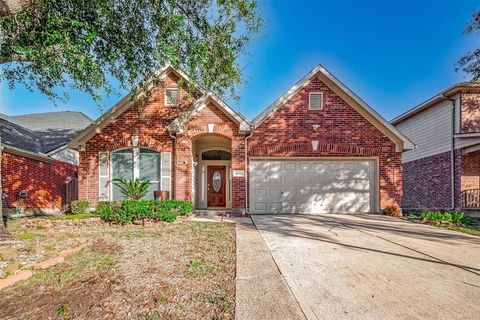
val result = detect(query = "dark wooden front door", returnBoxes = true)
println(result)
[207,165,226,207]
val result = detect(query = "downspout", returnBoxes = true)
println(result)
[169,132,177,200]
[244,130,253,215]
[442,94,456,210]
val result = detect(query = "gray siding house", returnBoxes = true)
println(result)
[392,82,480,211]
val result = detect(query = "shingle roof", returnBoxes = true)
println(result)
[0,111,92,155]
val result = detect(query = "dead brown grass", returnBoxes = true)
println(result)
[0,220,236,319]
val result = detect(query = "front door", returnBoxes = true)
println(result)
[207,165,226,207]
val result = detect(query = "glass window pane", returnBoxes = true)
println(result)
[201,150,231,160]
[112,149,134,200]
[140,149,160,182]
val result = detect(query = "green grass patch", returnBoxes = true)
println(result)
[188,258,202,269]
[17,231,38,240]
[187,257,216,276]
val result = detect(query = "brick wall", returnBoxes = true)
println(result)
[461,152,480,191]
[78,72,247,210]
[402,151,453,210]
[403,149,480,210]
[249,77,403,209]
[2,151,77,211]
[183,102,246,210]
[79,71,193,206]
[460,93,480,133]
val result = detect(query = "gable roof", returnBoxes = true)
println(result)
[167,93,251,134]
[391,82,480,125]
[68,65,251,149]
[252,65,415,152]
[0,112,92,158]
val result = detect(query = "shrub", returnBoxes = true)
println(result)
[70,200,90,215]
[96,201,121,222]
[419,211,471,225]
[112,178,151,200]
[122,199,152,220]
[383,204,401,217]
[96,199,193,224]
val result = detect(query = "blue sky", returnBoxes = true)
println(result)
[1,0,479,121]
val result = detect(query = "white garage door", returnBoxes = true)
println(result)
[249,159,376,214]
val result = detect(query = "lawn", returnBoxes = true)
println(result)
[0,217,236,319]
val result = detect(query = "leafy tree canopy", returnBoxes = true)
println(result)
[458,10,480,80]
[0,0,262,103]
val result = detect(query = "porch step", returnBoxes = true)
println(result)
[194,210,246,218]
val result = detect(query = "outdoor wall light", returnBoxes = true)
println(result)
[131,135,139,146]
[312,124,321,131]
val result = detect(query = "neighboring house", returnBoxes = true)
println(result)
[1,112,92,214]
[69,65,413,214]
[392,82,480,211]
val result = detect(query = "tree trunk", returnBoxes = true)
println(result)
[0,0,33,17]
[0,135,11,239]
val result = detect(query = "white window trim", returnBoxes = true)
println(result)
[165,88,179,106]
[309,92,323,110]
[160,151,172,199]
[109,148,171,200]
[98,151,110,201]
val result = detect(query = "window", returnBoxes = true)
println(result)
[110,148,170,200]
[165,88,179,105]
[139,149,161,199]
[202,150,231,160]
[111,149,134,200]
[309,92,323,110]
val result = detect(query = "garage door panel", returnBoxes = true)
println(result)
[283,175,297,184]
[250,159,376,214]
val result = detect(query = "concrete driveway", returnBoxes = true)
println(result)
[251,214,480,320]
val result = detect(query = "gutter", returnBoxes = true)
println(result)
[2,145,51,162]
[441,94,457,210]
[244,130,253,215]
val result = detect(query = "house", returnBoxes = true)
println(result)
[1,112,92,214]
[392,82,480,212]
[68,65,413,214]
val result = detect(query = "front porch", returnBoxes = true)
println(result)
[192,135,233,210]
[169,98,249,213]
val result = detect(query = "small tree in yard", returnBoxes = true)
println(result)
[0,0,263,233]
[113,178,151,200]
[458,10,480,80]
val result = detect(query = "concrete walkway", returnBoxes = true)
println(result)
[252,214,480,320]
[234,217,306,320]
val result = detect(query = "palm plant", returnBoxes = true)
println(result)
[113,178,151,200]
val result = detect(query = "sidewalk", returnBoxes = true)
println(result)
[234,217,305,320]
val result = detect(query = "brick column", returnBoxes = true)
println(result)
[231,135,246,213]
[175,135,193,201]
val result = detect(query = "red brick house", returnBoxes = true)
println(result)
[69,65,413,214]
[1,112,92,214]
[392,82,480,212]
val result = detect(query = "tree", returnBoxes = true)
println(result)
[0,0,262,230]
[458,10,480,80]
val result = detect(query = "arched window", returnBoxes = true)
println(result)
[110,148,170,200]
[201,150,231,160]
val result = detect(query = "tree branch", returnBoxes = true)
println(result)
[0,0,34,17]
[0,54,28,63]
